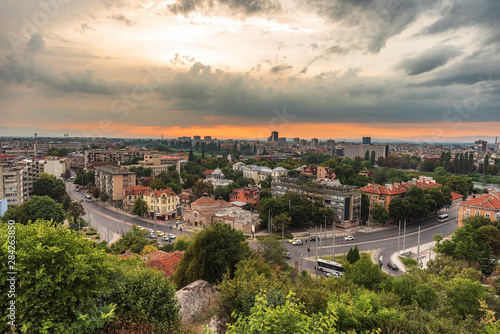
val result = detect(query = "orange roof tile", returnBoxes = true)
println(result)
[460,194,500,210]
[146,251,185,276]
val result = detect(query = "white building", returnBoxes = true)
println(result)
[43,157,70,178]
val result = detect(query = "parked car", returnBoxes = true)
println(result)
[155,231,164,237]
[167,233,176,239]
[176,216,183,220]
[283,251,291,259]
[291,239,303,245]
[325,272,340,278]
[344,235,355,241]
[309,236,320,242]
[387,262,399,271]
[148,229,154,233]
[161,235,170,241]
[148,233,156,239]
[289,237,301,243]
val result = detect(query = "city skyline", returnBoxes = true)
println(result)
[1,0,499,141]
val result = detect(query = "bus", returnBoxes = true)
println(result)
[438,214,449,222]
[316,259,344,275]
[85,195,92,203]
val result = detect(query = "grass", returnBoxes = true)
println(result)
[320,252,372,266]
[399,256,417,268]
[256,234,294,241]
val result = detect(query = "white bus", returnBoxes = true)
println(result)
[316,259,344,275]
[438,214,449,222]
[85,195,92,203]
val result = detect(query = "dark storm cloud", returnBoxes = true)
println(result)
[396,45,462,75]
[270,64,293,73]
[302,0,424,53]
[167,0,281,16]
[150,61,500,129]
[26,34,45,54]
[409,49,500,87]
[422,0,500,46]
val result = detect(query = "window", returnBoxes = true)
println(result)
[496,213,500,220]
[485,212,490,218]
[475,211,480,216]
[466,209,470,216]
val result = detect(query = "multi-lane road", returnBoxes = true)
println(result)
[65,181,185,246]
[66,179,458,275]
[283,208,459,276]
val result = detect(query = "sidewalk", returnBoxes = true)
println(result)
[390,240,438,273]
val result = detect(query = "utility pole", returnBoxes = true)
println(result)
[107,227,110,247]
[319,225,322,250]
[416,226,421,267]
[300,254,303,273]
[324,216,327,239]
[403,220,406,252]
[315,226,318,265]
[281,217,284,241]
[332,220,336,260]
[397,220,401,254]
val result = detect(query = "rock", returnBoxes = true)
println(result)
[175,280,220,325]
[205,312,229,334]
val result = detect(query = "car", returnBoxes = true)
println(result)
[291,239,303,245]
[148,229,154,233]
[387,262,399,271]
[155,231,164,236]
[176,216,183,220]
[161,235,170,241]
[309,236,320,242]
[325,272,340,278]
[344,235,355,241]
[167,233,176,239]
[283,251,291,259]
[148,233,156,239]
[80,199,84,202]
[289,237,301,243]
[137,226,145,231]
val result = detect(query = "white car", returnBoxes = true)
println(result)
[344,235,355,241]
[291,239,303,245]
[325,272,340,278]
[167,233,176,239]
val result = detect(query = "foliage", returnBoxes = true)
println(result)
[131,197,148,216]
[0,219,114,333]
[344,258,385,291]
[173,223,251,288]
[257,237,288,267]
[140,245,158,255]
[361,193,370,222]
[68,201,85,223]
[111,225,159,255]
[33,172,68,203]
[372,204,390,224]
[1,195,65,224]
[346,245,361,264]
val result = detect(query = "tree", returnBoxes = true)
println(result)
[192,180,213,198]
[361,193,370,222]
[365,150,370,161]
[389,197,409,221]
[173,223,251,288]
[188,149,195,162]
[140,245,158,255]
[92,187,101,199]
[370,151,376,165]
[257,237,288,267]
[259,175,273,189]
[372,204,390,224]
[33,172,68,203]
[68,201,85,224]
[0,219,115,333]
[484,154,490,175]
[344,258,385,291]
[111,225,158,255]
[274,212,292,233]
[100,192,109,204]
[446,175,472,196]
[346,245,360,264]
[132,197,148,216]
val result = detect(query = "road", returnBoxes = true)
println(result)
[65,181,185,246]
[282,208,459,277]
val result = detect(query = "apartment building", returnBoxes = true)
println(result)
[359,176,441,212]
[230,186,261,206]
[458,192,500,227]
[94,165,136,202]
[43,157,70,178]
[342,143,389,160]
[123,185,152,211]
[0,165,24,208]
[122,154,182,175]
[17,159,42,200]
[85,149,159,165]
[145,189,178,220]
[271,177,361,225]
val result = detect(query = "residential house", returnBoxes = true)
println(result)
[94,165,136,202]
[458,192,500,227]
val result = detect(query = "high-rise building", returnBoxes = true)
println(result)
[300,139,308,146]
[204,136,212,141]
[293,138,300,145]
[475,140,487,155]
[311,138,319,146]
[362,137,371,144]
[270,131,279,142]
[277,137,286,145]
[193,136,201,142]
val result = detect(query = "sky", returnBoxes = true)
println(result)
[0,0,499,142]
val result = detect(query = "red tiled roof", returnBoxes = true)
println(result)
[124,185,152,195]
[148,188,177,197]
[142,250,169,262]
[146,251,185,276]
[191,196,219,207]
[451,192,463,201]
[119,250,135,259]
[0,153,15,160]
[460,193,500,210]
[359,180,442,196]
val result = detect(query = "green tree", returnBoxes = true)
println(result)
[173,223,251,288]
[370,150,376,165]
[132,197,148,216]
[365,150,370,161]
[0,219,114,333]
[111,225,158,255]
[100,192,109,204]
[361,193,370,222]
[372,204,390,224]
[484,154,490,175]
[446,175,472,196]
[344,258,385,291]
[346,245,360,264]
[68,201,85,224]
[257,236,288,267]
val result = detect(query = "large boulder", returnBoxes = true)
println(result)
[175,280,220,325]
